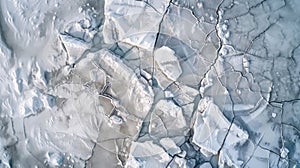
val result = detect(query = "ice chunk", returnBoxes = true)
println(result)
[109,115,123,125]
[59,34,91,64]
[167,156,195,168]
[87,140,121,167]
[149,100,187,138]
[159,138,181,156]
[192,99,248,156]
[199,162,212,168]
[103,0,170,50]
[92,49,154,119]
[126,141,172,168]
[154,46,182,81]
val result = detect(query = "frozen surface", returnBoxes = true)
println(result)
[0,0,300,167]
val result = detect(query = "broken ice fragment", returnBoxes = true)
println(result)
[159,138,181,156]
[149,100,187,138]
[92,49,154,119]
[199,162,212,168]
[167,156,195,168]
[154,46,182,81]
[280,147,289,158]
[192,99,248,156]
[109,115,123,125]
[59,34,91,64]
[126,141,172,168]
[87,140,121,167]
[103,0,170,50]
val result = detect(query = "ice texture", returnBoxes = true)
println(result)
[0,0,300,167]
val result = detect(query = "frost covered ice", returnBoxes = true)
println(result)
[0,0,300,167]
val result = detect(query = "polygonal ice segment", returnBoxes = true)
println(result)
[192,99,248,156]
[92,49,154,119]
[192,101,228,155]
[103,0,170,50]
[167,156,193,168]
[199,162,212,168]
[168,83,200,120]
[241,147,270,168]
[59,34,91,64]
[169,83,199,106]
[97,109,144,142]
[51,91,102,141]
[154,46,182,81]
[159,138,181,156]
[159,5,208,51]
[72,54,107,91]
[86,140,122,167]
[154,4,219,86]
[149,100,187,138]
[125,141,172,168]
[153,66,174,89]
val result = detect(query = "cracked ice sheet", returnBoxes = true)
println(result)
[103,0,170,50]
[192,98,248,164]
[1,0,300,167]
